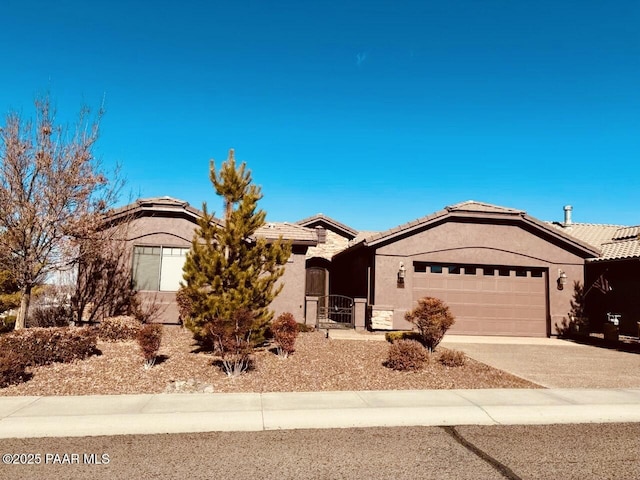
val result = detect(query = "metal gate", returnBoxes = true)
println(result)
[317,295,354,329]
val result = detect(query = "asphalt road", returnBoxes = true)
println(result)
[1,423,639,480]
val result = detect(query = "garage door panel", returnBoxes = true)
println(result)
[412,264,547,337]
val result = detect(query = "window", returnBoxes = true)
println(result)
[483,267,495,276]
[448,266,461,275]
[515,268,527,277]
[132,246,190,292]
[464,266,477,275]
[531,270,543,278]
[498,268,510,277]
[430,265,443,274]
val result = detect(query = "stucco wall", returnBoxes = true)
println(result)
[125,215,196,248]
[370,220,590,335]
[269,246,309,323]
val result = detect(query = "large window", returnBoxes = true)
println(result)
[132,246,190,291]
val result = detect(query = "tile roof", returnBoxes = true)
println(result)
[446,200,524,215]
[548,222,640,261]
[295,213,358,238]
[546,222,624,250]
[613,226,639,241]
[596,239,640,262]
[254,222,318,245]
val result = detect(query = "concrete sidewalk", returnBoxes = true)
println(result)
[1,388,640,439]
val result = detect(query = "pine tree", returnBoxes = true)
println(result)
[180,149,291,346]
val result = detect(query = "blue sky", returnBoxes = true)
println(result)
[2,0,638,231]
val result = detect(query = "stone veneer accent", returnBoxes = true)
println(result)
[370,307,394,330]
[305,229,350,260]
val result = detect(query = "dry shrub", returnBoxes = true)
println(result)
[0,351,28,387]
[385,331,423,344]
[28,305,74,328]
[137,324,163,369]
[98,315,142,342]
[205,309,255,377]
[0,327,97,367]
[175,288,193,325]
[385,339,429,371]
[438,349,466,367]
[272,312,299,358]
[405,297,455,352]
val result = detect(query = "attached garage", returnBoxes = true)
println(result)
[412,263,547,336]
[332,201,600,337]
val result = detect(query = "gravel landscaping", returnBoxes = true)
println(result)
[0,327,540,396]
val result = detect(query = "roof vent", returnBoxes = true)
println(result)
[563,205,573,226]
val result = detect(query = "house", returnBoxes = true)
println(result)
[331,201,600,337]
[550,206,640,336]
[104,196,634,338]
[103,196,318,324]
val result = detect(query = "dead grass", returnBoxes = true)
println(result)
[0,327,540,396]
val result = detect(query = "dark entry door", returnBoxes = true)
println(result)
[305,267,327,297]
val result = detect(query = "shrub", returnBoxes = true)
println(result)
[137,324,163,369]
[296,322,315,333]
[0,351,28,388]
[438,349,466,367]
[175,288,193,325]
[0,315,16,334]
[272,312,299,358]
[28,305,73,328]
[385,339,429,371]
[205,309,255,377]
[0,327,97,367]
[98,315,142,342]
[385,331,423,344]
[404,297,455,352]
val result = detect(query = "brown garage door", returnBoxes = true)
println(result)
[412,264,548,336]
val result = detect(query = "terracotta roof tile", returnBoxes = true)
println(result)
[595,239,640,261]
[446,200,524,214]
[613,226,640,241]
[254,222,317,244]
[295,213,358,238]
[547,223,626,250]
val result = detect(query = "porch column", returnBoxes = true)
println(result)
[305,296,319,327]
[354,298,367,331]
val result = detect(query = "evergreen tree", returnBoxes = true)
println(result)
[180,149,291,344]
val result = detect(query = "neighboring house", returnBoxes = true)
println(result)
[550,206,640,336]
[331,201,600,337]
[103,197,317,324]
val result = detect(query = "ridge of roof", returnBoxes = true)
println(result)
[341,201,599,258]
[295,213,358,238]
[446,200,525,215]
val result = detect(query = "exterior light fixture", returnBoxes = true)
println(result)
[397,263,406,288]
[398,262,406,280]
[557,269,567,290]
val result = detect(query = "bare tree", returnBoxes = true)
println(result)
[0,96,120,329]
[71,220,137,324]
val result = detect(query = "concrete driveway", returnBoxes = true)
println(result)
[441,335,640,388]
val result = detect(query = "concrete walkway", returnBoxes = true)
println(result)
[1,388,640,439]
